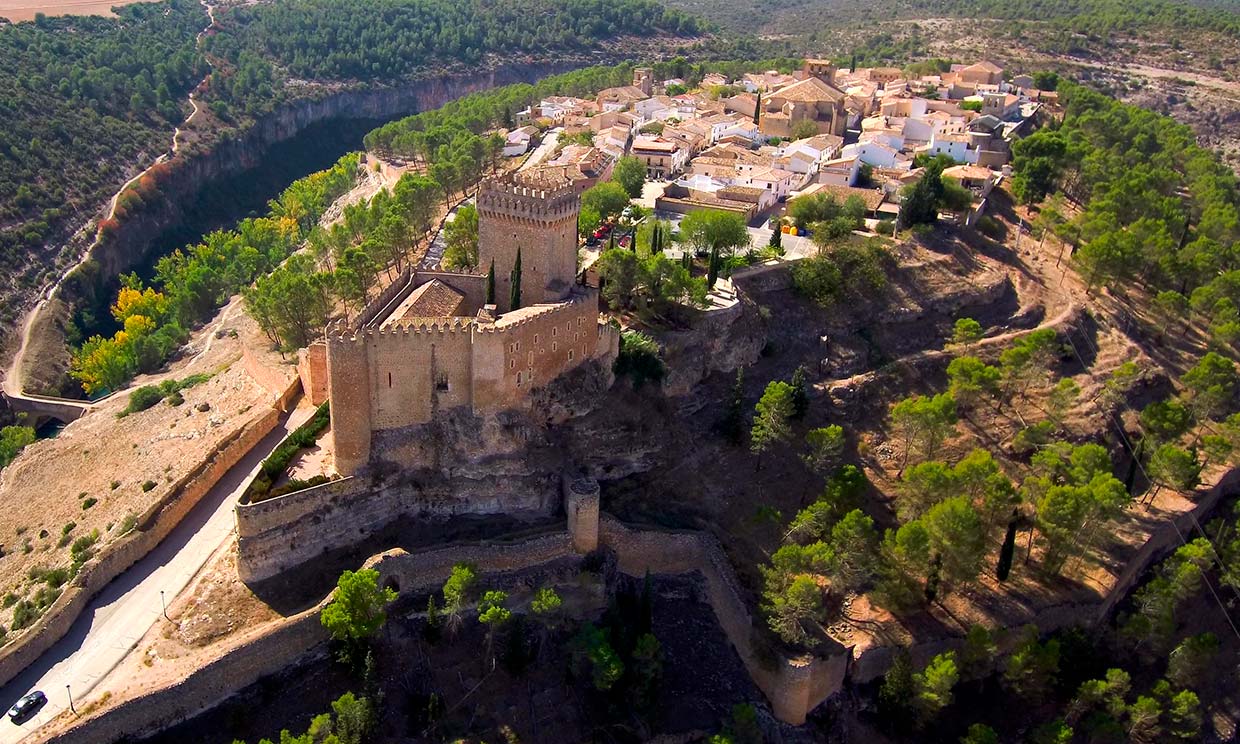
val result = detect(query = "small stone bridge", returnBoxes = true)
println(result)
[3,391,104,425]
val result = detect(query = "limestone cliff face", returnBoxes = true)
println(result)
[21,59,595,394]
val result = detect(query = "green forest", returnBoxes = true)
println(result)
[0,0,206,266]
[201,0,698,118]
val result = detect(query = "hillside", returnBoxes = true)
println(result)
[0,0,703,388]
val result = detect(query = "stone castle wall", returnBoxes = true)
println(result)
[0,402,285,689]
[44,607,329,744]
[235,472,560,583]
[297,342,328,406]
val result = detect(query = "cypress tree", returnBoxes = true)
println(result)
[682,251,691,271]
[997,519,1018,581]
[790,365,809,419]
[509,248,522,311]
[707,246,719,288]
[485,259,496,305]
[850,52,857,73]
[924,554,942,604]
[753,91,761,126]
[769,224,782,248]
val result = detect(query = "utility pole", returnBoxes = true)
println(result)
[66,684,74,715]
[160,589,168,620]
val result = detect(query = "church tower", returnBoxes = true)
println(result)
[476,174,580,313]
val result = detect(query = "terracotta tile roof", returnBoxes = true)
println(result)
[770,76,847,104]
[384,279,465,325]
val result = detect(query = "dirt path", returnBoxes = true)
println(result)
[2,0,217,402]
[825,224,1083,395]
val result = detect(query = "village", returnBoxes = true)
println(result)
[501,59,1048,240]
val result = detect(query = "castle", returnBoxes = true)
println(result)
[308,174,619,476]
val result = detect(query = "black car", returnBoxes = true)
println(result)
[7,690,46,723]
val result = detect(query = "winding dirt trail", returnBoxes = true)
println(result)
[2,0,217,403]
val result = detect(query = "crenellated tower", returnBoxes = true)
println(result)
[476,174,579,313]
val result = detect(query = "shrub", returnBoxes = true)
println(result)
[976,215,1005,240]
[1,594,16,609]
[82,498,98,510]
[110,480,120,490]
[61,522,76,536]
[141,480,156,492]
[876,219,896,235]
[119,385,164,417]
[165,391,185,407]
[118,513,138,536]
[10,600,37,632]
[245,403,331,502]
[43,568,69,589]
[613,331,665,389]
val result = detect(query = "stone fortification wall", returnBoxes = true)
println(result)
[241,342,300,411]
[354,266,416,330]
[0,403,283,688]
[298,342,328,406]
[44,609,328,744]
[364,532,575,595]
[472,290,602,411]
[234,473,560,583]
[596,516,848,725]
[367,318,476,429]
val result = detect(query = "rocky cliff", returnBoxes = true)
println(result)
[16,58,599,396]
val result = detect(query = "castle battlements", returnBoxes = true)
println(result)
[477,174,578,225]
[323,173,612,476]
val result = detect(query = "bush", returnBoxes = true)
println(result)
[141,480,156,492]
[245,403,331,503]
[118,512,138,536]
[876,219,896,235]
[613,331,665,389]
[119,385,164,416]
[82,498,98,510]
[10,600,37,632]
[43,568,69,589]
[975,215,1005,240]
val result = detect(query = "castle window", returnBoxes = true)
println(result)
[568,349,574,361]
[388,372,392,388]
[552,341,558,352]
[510,359,516,369]
[435,374,450,392]
[552,327,557,337]
[534,334,539,344]
[516,371,522,385]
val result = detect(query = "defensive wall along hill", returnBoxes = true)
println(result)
[55,463,1240,741]
[0,324,303,691]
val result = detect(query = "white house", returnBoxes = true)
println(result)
[819,157,860,187]
[503,126,538,157]
[840,141,908,169]
[922,131,979,164]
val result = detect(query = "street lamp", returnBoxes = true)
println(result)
[66,684,74,715]
[160,590,168,620]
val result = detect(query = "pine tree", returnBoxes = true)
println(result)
[997,519,1017,581]
[509,248,522,311]
[790,365,809,419]
[485,258,496,306]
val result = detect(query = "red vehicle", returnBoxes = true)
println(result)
[592,224,612,240]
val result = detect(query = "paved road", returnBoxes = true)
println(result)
[0,404,313,742]
[518,127,562,172]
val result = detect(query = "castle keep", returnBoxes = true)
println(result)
[322,174,619,475]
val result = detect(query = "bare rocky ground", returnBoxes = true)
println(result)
[0,299,295,642]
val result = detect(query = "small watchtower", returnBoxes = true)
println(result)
[476,174,580,312]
